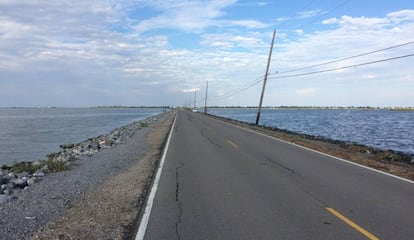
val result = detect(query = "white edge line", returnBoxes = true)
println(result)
[209,116,414,184]
[135,114,177,240]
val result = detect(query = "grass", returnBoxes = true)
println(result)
[44,158,67,172]
[7,155,72,174]
[11,162,37,174]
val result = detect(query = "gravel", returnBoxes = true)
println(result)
[0,112,171,240]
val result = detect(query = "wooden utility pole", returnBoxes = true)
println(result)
[193,91,197,110]
[204,81,208,114]
[256,29,276,125]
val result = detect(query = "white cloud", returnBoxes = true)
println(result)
[297,9,325,19]
[322,18,338,25]
[296,88,317,95]
[0,1,413,107]
[200,32,267,51]
[295,29,304,35]
[387,9,414,23]
[182,88,200,93]
[216,90,225,96]
[133,0,267,33]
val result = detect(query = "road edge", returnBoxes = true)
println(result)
[205,113,414,184]
[134,113,177,240]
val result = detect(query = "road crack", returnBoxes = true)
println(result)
[265,158,295,174]
[175,162,184,240]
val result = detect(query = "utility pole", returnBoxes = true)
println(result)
[256,29,276,125]
[193,90,197,110]
[204,81,208,114]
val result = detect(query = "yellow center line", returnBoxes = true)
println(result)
[326,208,379,240]
[226,139,239,149]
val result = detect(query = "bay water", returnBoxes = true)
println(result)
[0,108,164,166]
[209,108,414,156]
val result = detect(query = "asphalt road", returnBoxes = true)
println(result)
[141,110,414,240]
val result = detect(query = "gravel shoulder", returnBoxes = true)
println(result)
[0,111,176,240]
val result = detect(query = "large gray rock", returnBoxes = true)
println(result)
[13,179,28,189]
[34,171,45,177]
[27,177,36,186]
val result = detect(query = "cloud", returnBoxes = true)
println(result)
[133,0,267,33]
[200,32,267,50]
[182,88,201,93]
[0,1,413,107]
[297,9,325,19]
[322,15,390,30]
[296,88,317,95]
[295,29,304,35]
[216,90,225,96]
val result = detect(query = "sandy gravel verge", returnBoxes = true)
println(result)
[32,111,175,240]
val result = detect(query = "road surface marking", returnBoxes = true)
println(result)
[208,116,414,184]
[326,208,379,240]
[135,115,177,240]
[226,139,239,149]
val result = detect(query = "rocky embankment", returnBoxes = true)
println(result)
[0,111,175,240]
[0,116,156,204]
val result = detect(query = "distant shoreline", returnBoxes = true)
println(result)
[0,106,171,109]
[1,106,413,111]
[205,106,414,111]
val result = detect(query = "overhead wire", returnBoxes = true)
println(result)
[212,1,354,102]
[275,0,317,28]
[209,42,414,101]
[296,0,351,29]
[274,40,414,75]
[268,53,414,79]
[212,75,264,100]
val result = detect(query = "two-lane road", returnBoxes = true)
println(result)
[139,110,414,239]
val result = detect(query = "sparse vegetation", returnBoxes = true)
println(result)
[44,158,67,172]
[11,162,37,174]
[8,156,72,174]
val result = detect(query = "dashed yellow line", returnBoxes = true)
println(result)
[326,208,379,240]
[226,140,239,149]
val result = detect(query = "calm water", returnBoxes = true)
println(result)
[0,108,164,165]
[209,108,414,155]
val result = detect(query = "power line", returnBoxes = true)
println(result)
[296,0,351,30]
[214,79,264,100]
[274,41,414,75]
[268,53,414,79]
[275,0,317,28]
[213,75,264,100]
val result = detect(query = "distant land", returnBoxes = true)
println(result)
[204,106,414,111]
[2,106,413,111]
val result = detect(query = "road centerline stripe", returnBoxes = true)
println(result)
[326,207,379,240]
[226,139,239,149]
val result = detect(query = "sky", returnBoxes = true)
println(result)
[0,0,413,107]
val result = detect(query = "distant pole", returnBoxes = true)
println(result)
[193,91,197,110]
[204,81,209,114]
[256,29,276,125]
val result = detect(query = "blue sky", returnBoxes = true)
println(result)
[0,0,413,107]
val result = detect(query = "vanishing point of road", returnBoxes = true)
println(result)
[137,110,414,240]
